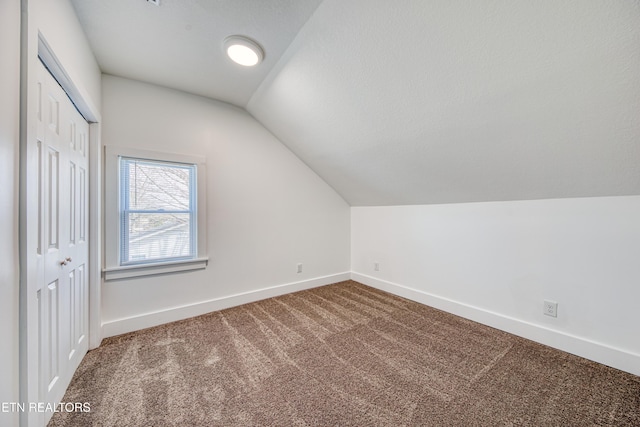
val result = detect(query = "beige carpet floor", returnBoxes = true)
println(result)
[49,280,640,426]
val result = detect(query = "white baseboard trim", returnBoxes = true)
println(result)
[102,272,351,338]
[351,272,640,377]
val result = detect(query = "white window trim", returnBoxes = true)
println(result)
[104,145,208,281]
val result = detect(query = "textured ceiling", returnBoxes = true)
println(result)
[70,0,323,107]
[72,0,640,206]
[248,0,640,205]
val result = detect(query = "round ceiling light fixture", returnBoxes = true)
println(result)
[223,36,264,67]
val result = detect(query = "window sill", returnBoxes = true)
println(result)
[103,257,209,281]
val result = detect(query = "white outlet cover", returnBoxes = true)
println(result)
[543,300,558,318]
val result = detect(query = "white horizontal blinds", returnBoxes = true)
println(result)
[119,157,196,265]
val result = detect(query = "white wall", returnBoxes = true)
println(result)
[101,75,350,336]
[351,196,640,376]
[35,0,101,111]
[0,0,21,425]
[18,2,102,424]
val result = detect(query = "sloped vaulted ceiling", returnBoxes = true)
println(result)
[73,0,640,206]
[247,0,640,205]
[71,0,324,106]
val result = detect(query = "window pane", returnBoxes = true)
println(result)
[125,213,192,263]
[125,159,192,211]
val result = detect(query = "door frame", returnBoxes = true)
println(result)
[19,30,102,426]
[37,35,102,351]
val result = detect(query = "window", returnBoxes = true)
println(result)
[104,146,207,280]
[120,158,196,265]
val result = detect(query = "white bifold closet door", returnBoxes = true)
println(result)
[36,59,90,422]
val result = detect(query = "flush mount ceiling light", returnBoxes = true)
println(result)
[223,36,264,67]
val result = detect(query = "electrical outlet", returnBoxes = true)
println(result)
[543,300,558,317]
[374,262,379,271]
[297,263,302,274]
